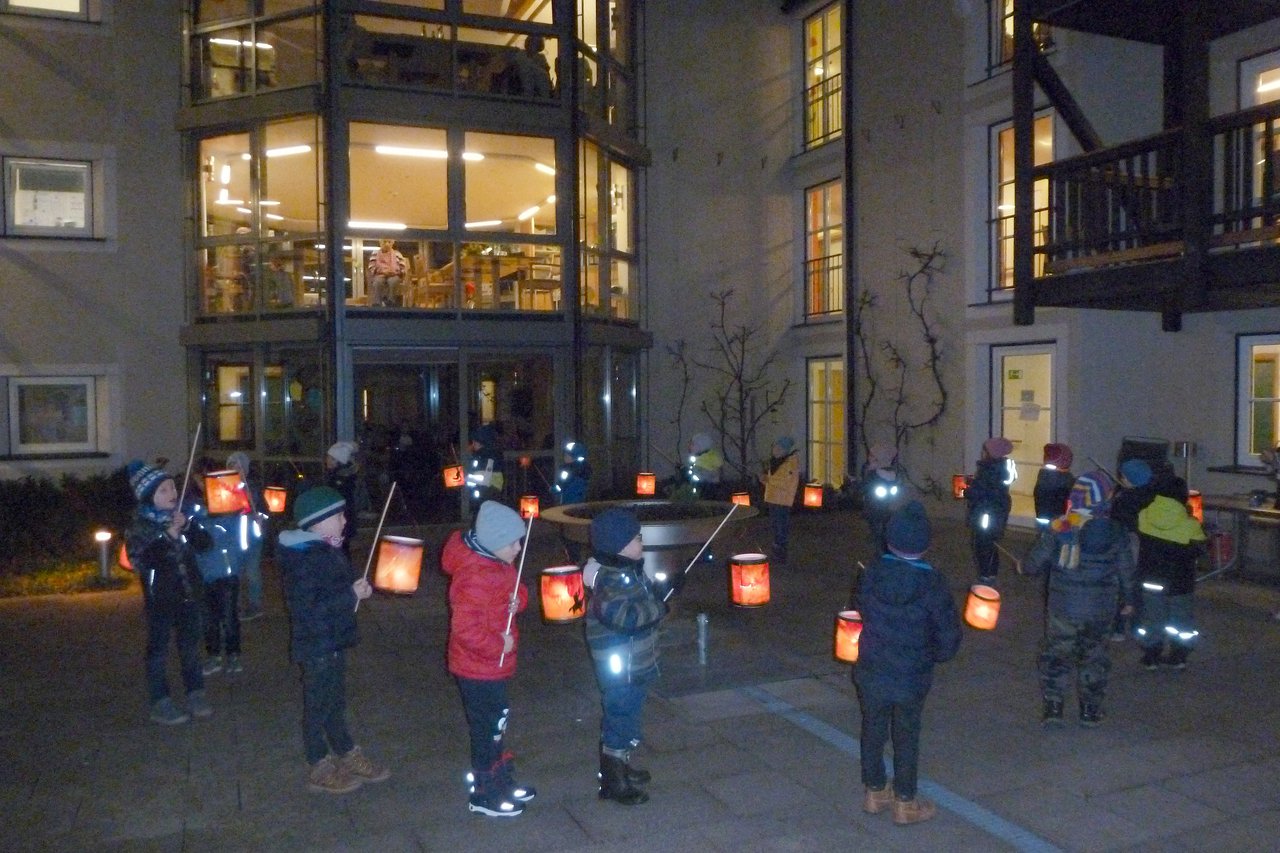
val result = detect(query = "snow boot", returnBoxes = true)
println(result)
[599,748,648,805]
[1041,697,1064,725]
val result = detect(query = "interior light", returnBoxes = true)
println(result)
[465,220,503,228]
[1258,77,1280,94]
[545,195,557,204]
[265,213,284,221]
[534,162,556,175]
[241,153,252,161]
[258,200,280,206]
[265,145,312,158]
[348,220,407,230]
[462,151,484,162]
[517,206,540,221]
[215,198,246,205]
[236,206,252,214]
[997,203,1014,212]
[217,188,229,202]
[375,145,447,159]
[220,164,231,185]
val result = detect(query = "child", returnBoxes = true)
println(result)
[441,500,533,817]
[860,444,904,557]
[226,451,266,621]
[324,441,362,556]
[465,424,506,511]
[1025,443,1074,576]
[584,507,666,806]
[965,437,1014,585]
[554,440,591,505]
[1109,458,1156,639]
[125,460,214,726]
[191,486,245,676]
[278,486,389,795]
[1136,476,1206,670]
[759,436,800,563]
[1028,471,1136,727]
[852,500,961,825]
[686,432,724,499]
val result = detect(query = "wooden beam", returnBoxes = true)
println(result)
[1032,53,1102,151]
[1013,3,1037,325]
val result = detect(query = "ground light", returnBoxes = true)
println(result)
[94,530,112,582]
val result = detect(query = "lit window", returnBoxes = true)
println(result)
[804,179,843,317]
[991,113,1053,297]
[4,375,101,456]
[807,358,846,488]
[803,3,842,149]
[991,0,1052,70]
[1238,334,1280,465]
[2,158,93,238]
[2,0,89,20]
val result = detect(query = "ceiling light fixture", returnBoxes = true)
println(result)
[465,220,503,228]
[517,206,540,221]
[534,162,556,175]
[374,145,447,159]
[348,220,407,230]
[265,145,312,158]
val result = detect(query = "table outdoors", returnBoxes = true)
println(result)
[1200,493,1280,581]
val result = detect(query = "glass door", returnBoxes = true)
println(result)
[990,344,1056,521]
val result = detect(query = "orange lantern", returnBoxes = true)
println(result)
[952,474,968,499]
[803,482,824,508]
[118,543,132,571]
[730,553,770,607]
[964,584,1001,630]
[519,455,532,469]
[540,565,585,623]
[442,464,465,488]
[263,486,288,514]
[204,470,249,515]
[520,495,540,519]
[834,610,863,663]
[731,491,751,507]
[373,535,424,595]
[636,472,656,496]
[1187,489,1203,523]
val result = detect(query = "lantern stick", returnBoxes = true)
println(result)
[663,503,739,602]
[498,514,536,666]
[1086,455,1118,484]
[355,481,397,612]
[175,422,203,513]
[648,441,680,470]
[995,541,1024,575]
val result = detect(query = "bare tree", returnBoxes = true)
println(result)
[663,338,694,474]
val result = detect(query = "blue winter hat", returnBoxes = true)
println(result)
[886,500,931,558]
[474,501,526,554]
[776,436,795,453]
[1119,458,1152,488]
[565,440,587,461]
[127,460,172,504]
[590,507,642,555]
[294,486,346,530]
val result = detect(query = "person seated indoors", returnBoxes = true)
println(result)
[366,240,407,307]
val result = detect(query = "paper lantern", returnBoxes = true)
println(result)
[952,474,968,499]
[442,464,464,488]
[636,472,656,496]
[519,455,532,469]
[373,535,424,595]
[520,495,540,519]
[803,482,824,508]
[834,610,863,663]
[263,486,288,514]
[540,565,585,623]
[964,584,1001,630]
[118,543,132,571]
[731,491,751,507]
[1187,489,1203,523]
[204,470,249,515]
[730,553,770,607]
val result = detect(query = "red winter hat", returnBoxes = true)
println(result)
[1043,443,1073,470]
[982,437,1013,459]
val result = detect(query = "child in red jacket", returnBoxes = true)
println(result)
[442,500,532,817]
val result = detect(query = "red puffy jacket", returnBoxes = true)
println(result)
[441,530,528,680]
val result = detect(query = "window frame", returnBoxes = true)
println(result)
[988,111,1053,301]
[0,0,94,22]
[1237,332,1280,466]
[806,355,846,488]
[803,177,843,320]
[801,1,842,150]
[2,155,96,239]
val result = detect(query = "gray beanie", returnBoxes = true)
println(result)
[475,501,526,554]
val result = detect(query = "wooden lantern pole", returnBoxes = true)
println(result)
[663,502,739,602]
[354,481,396,612]
[175,422,203,512]
[498,514,536,666]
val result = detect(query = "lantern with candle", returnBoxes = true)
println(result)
[731,491,751,507]
[372,535,425,595]
[442,464,465,488]
[636,472,656,496]
[951,474,968,499]
[964,583,1001,630]
[1187,489,1203,523]
[263,485,288,514]
[802,482,824,508]
[729,553,770,607]
[204,469,249,515]
[834,610,863,662]
[539,565,585,623]
[118,543,132,571]
[519,495,540,519]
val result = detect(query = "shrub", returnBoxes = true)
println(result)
[0,468,135,574]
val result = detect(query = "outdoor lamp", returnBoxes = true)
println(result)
[952,474,968,499]
[803,482,824,508]
[372,535,424,594]
[731,491,751,507]
[94,530,112,582]
[730,553,770,607]
[539,565,585,623]
[204,470,248,515]
[834,610,863,663]
[442,464,464,488]
[636,472,656,496]
[964,584,1001,630]
[519,495,540,519]
[263,486,288,514]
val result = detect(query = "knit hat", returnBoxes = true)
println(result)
[1069,470,1115,512]
[590,507,642,555]
[1042,443,1073,470]
[1119,458,1152,488]
[689,433,713,454]
[226,451,251,475]
[983,437,1014,459]
[326,441,357,466]
[294,486,346,530]
[127,460,172,504]
[474,501,526,554]
[867,444,897,472]
[565,440,587,461]
[775,436,795,453]
[886,500,931,559]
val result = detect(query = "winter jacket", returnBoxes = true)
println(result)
[584,552,667,686]
[761,451,800,507]
[1028,512,1136,621]
[126,511,212,611]
[441,529,528,681]
[555,459,591,505]
[1137,495,1206,597]
[851,553,962,702]
[1110,484,1155,534]
[1032,468,1073,525]
[278,530,360,663]
[965,457,1012,537]
[689,447,724,484]
[192,501,260,583]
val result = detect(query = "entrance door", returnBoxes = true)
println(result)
[990,344,1056,521]
[467,353,557,508]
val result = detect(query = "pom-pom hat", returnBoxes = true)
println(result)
[127,460,172,504]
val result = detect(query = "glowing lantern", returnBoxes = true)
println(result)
[803,482,824,508]
[520,495,540,519]
[263,486,288,514]
[373,535,424,595]
[204,470,249,515]
[443,465,465,488]
[731,491,751,507]
[730,553,770,607]
[834,610,863,663]
[519,455,532,469]
[964,584,1001,630]
[540,565,585,623]
[636,472,656,496]
[1187,489,1203,523]
[118,543,132,571]
[952,474,968,499]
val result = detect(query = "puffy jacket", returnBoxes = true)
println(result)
[1032,468,1073,525]
[127,511,212,610]
[1030,513,1136,621]
[278,530,360,663]
[965,458,1011,536]
[584,553,667,686]
[1138,495,1206,596]
[192,506,254,583]
[851,553,962,702]
[441,530,528,680]
[555,459,591,505]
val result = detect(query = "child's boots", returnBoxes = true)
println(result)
[599,748,648,805]
[467,770,524,817]
[892,795,937,825]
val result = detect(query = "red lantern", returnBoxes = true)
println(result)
[263,486,288,514]
[803,482,823,508]
[730,553,770,607]
[952,474,968,499]
[731,491,751,507]
[373,535,424,594]
[540,565,585,623]
[834,610,863,662]
[1187,489,1203,523]
[520,495,540,519]
[442,464,464,488]
[118,543,132,571]
[204,470,249,515]
[519,455,532,469]
[636,472,656,496]
[964,584,1001,630]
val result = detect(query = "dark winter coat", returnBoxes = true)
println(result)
[278,530,360,663]
[1029,513,1137,621]
[555,459,591,505]
[1110,484,1155,534]
[851,553,962,702]
[585,552,667,686]
[1032,468,1073,525]
[1137,495,1206,597]
[965,457,1011,537]
[441,529,528,681]
[126,512,212,611]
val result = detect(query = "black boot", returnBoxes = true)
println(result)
[620,749,651,785]
[599,749,648,805]
[1162,645,1188,670]
[1079,701,1103,728]
[1040,697,1064,725]
[1140,645,1162,670]
[493,753,536,803]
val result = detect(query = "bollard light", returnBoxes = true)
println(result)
[442,464,464,488]
[803,482,824,508]
[205,470,249,515]
[834,610,863,663]
[519,495,540,519]
[731,491,751,507]
[730,553,770,607]
[636,472,656,496]
[263,486,288,514]
[539,565,585,623]
[964,584,1001,630]
[952,474,968,499]
[373,535,424,594]
[94,529,112,582]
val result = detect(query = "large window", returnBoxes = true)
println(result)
[190,5,320,100]
[1238,334,1280,465]
[989,0,1052,72]
[1,374,105,457]
[807,357,846,488]
[578,0,635,132]
[804,179,843,318]
[991,113,1052,297]
[1,0,93,20]
[579,141,636,320]
[3,157,93,238]
[803,3,842,149]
